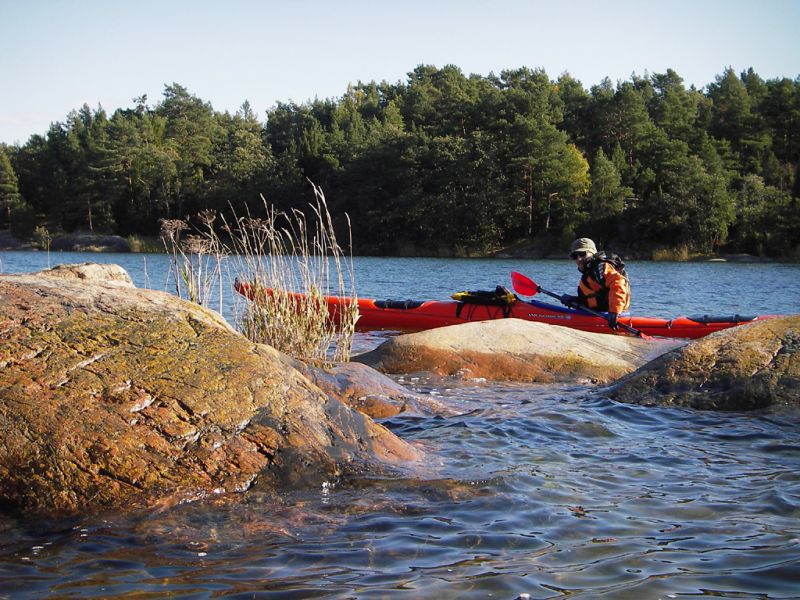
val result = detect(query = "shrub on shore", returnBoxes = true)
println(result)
[127,235,162,253]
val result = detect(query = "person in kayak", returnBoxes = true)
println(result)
[560,238,631,330]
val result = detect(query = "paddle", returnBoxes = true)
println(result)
[510,271,653,340]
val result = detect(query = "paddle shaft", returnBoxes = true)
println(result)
[534,284,647,338]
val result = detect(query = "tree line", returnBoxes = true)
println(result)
[1,65,799,258]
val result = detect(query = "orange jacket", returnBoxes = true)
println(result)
[577,260,630,314]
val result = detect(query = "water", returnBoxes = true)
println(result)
[2,251,800,598]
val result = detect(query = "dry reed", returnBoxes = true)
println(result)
[160,214,226,313]
[162,184,358,365]
[225,185,358,365]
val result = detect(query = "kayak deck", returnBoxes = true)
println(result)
[346,295,766,338]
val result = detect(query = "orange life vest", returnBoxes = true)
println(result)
[577,257,631,313]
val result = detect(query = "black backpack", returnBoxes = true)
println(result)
[593,252,629,283]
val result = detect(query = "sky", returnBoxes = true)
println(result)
[1,0,798,146]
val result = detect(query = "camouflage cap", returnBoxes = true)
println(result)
[569,238,597,257]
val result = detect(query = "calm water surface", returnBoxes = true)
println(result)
[1,251,799,599]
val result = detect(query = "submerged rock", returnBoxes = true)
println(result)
[290,360,455,418]
[354,319,683,384]
[0,264,422,516]
[608,315,800,410]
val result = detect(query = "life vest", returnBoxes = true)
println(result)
[577,253,630,313]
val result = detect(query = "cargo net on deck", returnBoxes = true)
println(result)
[451,286,517,318]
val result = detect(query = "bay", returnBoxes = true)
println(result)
[1,250,799,599]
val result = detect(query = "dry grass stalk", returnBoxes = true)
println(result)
[160,215,226,312]
[223,184,357,365]
[159,186,357,364]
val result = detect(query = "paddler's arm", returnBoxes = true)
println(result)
[603,263,630,315]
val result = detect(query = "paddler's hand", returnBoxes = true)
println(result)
[560,294,577,307]
[607,312,619,330]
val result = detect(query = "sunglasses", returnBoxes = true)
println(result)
[570,251,588,259]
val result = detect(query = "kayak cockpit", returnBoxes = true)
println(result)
[373,299,426,310]
[685,314,758,324]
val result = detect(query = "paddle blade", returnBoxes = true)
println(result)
[620,321,655,341]
[511,271,540,296]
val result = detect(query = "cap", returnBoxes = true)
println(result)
[569,238,597,258]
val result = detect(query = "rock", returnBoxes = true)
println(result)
[607,315,800,410]
[289,360,456,419]
[36,262,135,285]
[51,233,131,252]
[354,319,683,384]
[0,231,28,250]
[0,264,422,516]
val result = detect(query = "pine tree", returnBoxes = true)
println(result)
[0,148,23,227]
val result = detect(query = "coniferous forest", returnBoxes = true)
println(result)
[1,65,799,258]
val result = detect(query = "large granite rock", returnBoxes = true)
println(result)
[608,315,800,410]
[354,319,683,384]
[0,264,422,516]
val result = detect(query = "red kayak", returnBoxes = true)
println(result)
[234,281,776,339]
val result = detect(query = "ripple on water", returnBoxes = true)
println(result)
[2,377,800,598]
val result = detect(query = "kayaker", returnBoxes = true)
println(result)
[560,238,631,330]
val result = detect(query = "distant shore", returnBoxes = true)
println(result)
[0,231,160,254]
[0,230,788,263]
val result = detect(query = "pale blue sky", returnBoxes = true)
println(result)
[1,0,798,145]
